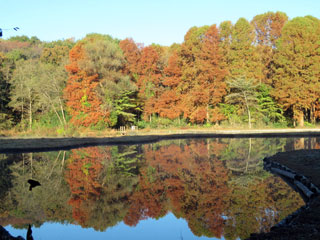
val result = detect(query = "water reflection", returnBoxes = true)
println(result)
[1,137,317,239]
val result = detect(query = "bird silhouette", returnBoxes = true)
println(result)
[26,224,34,240]
[0,27,19,37]
[27,179,41,191]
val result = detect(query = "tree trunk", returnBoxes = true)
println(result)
[244,94,252,129]
[206,104,209,124]
[52,104,63,126]
[311,104,316,124]
[58,97,67,125]
[297,110,304,127]
[248,108,252,129]
[293,107,304,127]
[29,91,32,131]
[44,92,63,126]
[21,100,24,126]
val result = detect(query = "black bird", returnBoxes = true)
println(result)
[0,27,19,37]
[27,179,41,191]
[27,224,34,240]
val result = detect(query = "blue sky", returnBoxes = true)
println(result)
[1,0,319,46]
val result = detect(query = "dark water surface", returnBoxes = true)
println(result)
[1,137,318,239]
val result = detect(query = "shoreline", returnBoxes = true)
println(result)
[248,150,320,239]
[2,128,320,153]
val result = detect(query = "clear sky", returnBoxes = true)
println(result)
[1,0,319,46]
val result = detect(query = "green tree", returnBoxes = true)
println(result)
[225,18,264,83]
[9,59,41,130]
[0,53,14,129]
[257,84,286,124]
[108,90,141,127]
[271,16,320,126]
[225,77,259,128]
[81,35,138,127]
[37,62,68,126]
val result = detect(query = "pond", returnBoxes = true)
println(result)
[0,137,318,240]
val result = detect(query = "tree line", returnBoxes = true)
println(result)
[0,12,319,132]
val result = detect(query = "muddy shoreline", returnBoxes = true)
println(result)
[2,129,320,153]
[248,150,320,239]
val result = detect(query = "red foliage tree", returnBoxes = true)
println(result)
[64,43,109,127]
[154,50,183,119]
[119,38,142,77]
[136,45,163,120]
[179,25,227,123]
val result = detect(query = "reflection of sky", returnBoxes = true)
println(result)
[6,213,222,240]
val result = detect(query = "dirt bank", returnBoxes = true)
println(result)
[2,129,320,153]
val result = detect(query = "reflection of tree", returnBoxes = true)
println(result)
[65,145,143,230]
[284,137,320,151]
[124,166,167,226]
[0,154,14,216]
[220,137,304,239]
[223,176,304,240]
[0,138,308,239]
[87,146,142,231]
[0,151,72,227]
[124,139,230,238]
[65,147,103,226]
[222,138,286,185]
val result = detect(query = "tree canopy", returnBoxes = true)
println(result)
[0,12,319,132]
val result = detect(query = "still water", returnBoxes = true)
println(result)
[0,137,317,239]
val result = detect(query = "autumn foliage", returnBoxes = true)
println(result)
[64,43,108,127]
[119,38,141,76]
[1,12,319,131]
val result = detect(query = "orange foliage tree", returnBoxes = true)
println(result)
[197,25,228,122]
[136,45,164,120]
[119,38,142,77]
[64,43,108,127]
[179,25,227,123]
[154,50,183,119]
[251,12,288,84]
